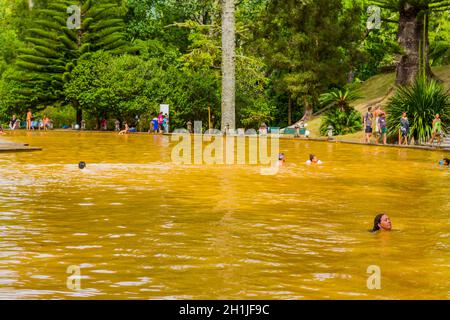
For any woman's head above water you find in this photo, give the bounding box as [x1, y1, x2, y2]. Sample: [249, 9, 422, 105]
[371, 213, 392, 232]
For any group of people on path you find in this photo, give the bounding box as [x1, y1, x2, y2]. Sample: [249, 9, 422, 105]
[363, 107, 444, 146]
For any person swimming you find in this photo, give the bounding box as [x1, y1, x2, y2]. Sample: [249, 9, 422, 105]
[78, 161, 86, 169]
[306, 154, 322, 165]
[278, 153, 285, 166]
[370, 213, 392, 232]
[439, 158, 450, 166]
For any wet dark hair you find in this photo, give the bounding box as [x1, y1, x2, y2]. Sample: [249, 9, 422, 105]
[78, 161, 86, 169]
[309, 154, 315, 161]
[371, 214, 385, 232]
[444, 158, 450, 166]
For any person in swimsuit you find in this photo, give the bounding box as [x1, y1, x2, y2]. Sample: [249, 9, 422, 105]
[42, 116, 50, 130]
[306, 154, 322, 165]
[26, 109, 32, 131]
[428, 114, 443, 145]
[399, 112, 409, 145]
[363, 107, 373, 144]
[118, 122, 129, 135]
[370, 213, 392, 232]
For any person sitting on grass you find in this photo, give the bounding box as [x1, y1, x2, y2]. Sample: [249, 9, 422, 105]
[9, 115, 18, 130]
[118, 122, 129, 135]
[439, 158, 449, 167]
[370, 213, 392, 232]
[306, 154, 322, 165]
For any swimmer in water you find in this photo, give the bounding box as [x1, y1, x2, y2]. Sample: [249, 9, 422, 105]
[278, 153, 285, 166]
[370, 213, 392, 232]
[439, 158, 449, 166]
[306, 154, 322, 165]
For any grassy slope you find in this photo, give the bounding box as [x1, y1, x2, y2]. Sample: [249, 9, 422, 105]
[307, 65, 450, 140]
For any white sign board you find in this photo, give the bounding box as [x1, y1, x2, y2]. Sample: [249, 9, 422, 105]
[160, 104, 169, 115]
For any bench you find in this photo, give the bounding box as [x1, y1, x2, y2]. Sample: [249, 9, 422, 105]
[284, 127, 306, 135]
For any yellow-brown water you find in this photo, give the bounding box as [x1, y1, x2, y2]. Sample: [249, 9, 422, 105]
[0, 131, 448, 299]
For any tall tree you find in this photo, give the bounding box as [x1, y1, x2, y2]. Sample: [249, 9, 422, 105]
[373, 0, 450, 84]
[256, 0, 363, 121]
[221, 0, 236, 131]
[14, 0, 129, 124]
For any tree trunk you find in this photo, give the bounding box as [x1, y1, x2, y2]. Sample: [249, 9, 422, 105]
[221, 0, 236, 131]
[396, 3, 432, 85]
[76, 108, 82, 126]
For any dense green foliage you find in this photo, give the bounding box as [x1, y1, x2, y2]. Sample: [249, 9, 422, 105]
[320, 107, 363, 136]
[0, 0, 449, 132]
[386, 77, 450, 142]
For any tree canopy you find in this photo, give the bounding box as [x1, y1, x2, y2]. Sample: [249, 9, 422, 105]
[0, 0, 449, 129]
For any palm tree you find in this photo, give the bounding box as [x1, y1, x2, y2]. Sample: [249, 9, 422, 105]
[318, 87, 362, 113]
[221, 0, 236, 131]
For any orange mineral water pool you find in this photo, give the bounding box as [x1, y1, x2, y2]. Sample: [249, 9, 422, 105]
[0, 131, 448, 299]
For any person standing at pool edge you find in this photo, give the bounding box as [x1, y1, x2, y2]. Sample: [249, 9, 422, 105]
[363, 107, 373, 144]
[377, 112, 388, 145]
[157, 112, 163, 133]
[371, 214, 392, 232]
[399, 112, 409, 145]
[26, 109, 32, 131]
[428, 114, 442, 145]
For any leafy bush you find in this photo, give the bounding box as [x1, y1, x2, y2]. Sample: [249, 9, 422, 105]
[320, 106, 363, 136]
[386, 77, 450, 143]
